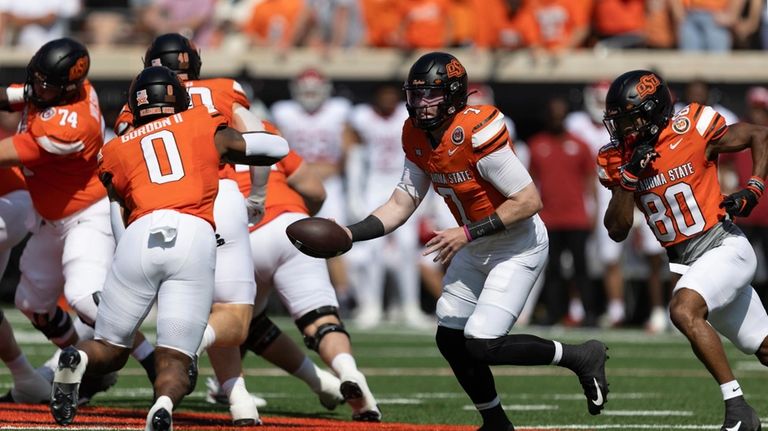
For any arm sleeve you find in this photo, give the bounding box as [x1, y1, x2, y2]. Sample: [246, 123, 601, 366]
[396, 157, 432, 205]
[476, 144, 533, 197]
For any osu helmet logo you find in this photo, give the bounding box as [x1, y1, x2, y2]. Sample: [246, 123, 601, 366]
[635, 74, 660, 98]
[446, 59, 466, 78]
[68, 56, 89, 81]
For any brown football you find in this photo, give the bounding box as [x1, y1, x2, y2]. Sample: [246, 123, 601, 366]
[286, 217, 352, 258]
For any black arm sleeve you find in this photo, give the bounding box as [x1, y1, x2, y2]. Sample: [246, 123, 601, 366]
[466, 212, 505, 240]
[347, 215, 385, 242]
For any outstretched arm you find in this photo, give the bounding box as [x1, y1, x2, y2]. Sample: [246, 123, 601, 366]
[214, 127, 288, 166]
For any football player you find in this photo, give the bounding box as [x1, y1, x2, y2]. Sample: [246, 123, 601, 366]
[318, 52, 609, 430]
[49, 66, 286, 431]
[236, 142, 380, 421]
[0, 38, 155, 387]
[599, 70, 768, 431]
[566, 81, 668, 331]
[114, 33, 270, 424]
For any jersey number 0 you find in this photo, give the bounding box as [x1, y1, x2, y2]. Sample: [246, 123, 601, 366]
[141, 130, 186, 184]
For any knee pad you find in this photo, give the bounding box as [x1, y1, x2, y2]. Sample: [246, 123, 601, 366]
[435, 326, 468, 362]
[295, 306, 349, 352]
[30, 306, 74, 341]
[243, 311, 282, 355]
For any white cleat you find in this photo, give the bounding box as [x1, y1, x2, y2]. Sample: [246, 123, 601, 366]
[340, 372, 381, 422]
[50, 347, 88, 426]
[315, 368, 344, 410]
[204, 377, 267, 408]
[11, 369, 51, 403]
[229, 398, 262, 426]
[646, 307, 670, 334]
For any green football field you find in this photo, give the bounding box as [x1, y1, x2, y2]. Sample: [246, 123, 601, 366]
[1, 307, 766, 430]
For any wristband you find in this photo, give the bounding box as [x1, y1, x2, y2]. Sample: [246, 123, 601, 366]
[465, 213, 505, 241]
[6, 87, 25, 105]
[347, 215, 385, 242]
[462, 225, 472, 242]
[619, 168, 638, 192]
[746, 176, 765, 198]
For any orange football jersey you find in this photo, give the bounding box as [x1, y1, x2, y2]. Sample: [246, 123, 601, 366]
[114, 78, 250, 181]
[0, 167, 26, 196]
[233, 121, 308, 231]
[99, 106, 224, 227]
[12, 80, 107, 220]
[600, 102, 728, 247]
[402, 104, 511, 225]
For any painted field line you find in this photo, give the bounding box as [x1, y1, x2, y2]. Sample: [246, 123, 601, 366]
[462, 404, 559, 411]
[517, 425, 720, 430]
[603, 410, 694, 416]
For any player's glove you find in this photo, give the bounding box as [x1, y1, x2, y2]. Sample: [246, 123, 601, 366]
[720, 176, 765, 218]
[619, 144, 659, 191]
[245, 195, 266, 227]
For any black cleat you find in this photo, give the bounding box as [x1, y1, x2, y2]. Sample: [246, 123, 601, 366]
[722, 397, 762, 431]
[50, 347, 85, 425]
[569, 340, 609, 415]
[150, 407, 172, 431]
[477, 424, 515, 431]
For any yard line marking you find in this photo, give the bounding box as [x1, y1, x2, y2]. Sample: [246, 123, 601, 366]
[463, 404, 559, 411]
[603, 410, 694, 416]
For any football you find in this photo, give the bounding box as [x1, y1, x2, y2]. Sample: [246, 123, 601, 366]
[286, 217, 352, 258]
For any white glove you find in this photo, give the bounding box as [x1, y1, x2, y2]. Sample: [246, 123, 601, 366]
[245, 195, 266, 228]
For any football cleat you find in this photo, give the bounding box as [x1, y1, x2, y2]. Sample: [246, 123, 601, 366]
[569, 340, 609, 415]
[2, 369, 51, 404]
[146, 407, 172, 431]
[229, 398, 262, 426]
[477, 423, 515, 431]
[50, 347, 86, 425]
[204, 377, 267, 408]
[316, 368, 345, 411]
[721, 397, 762, 431]
[340, 377, 381, 422]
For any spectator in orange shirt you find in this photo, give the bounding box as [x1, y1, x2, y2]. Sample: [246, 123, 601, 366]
[524, 0, 591, 55]
[495, 0, 538, 50]
[592, 0, 646, 49]
[449, 0, 506, 48]
[645, 0, 676, 49]
[359, 0, 401, 47]
[394, 0, 452, 49]
[242, 0, 305, 49]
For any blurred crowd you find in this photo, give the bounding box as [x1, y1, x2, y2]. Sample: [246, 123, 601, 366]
[1, 0, 768, 53]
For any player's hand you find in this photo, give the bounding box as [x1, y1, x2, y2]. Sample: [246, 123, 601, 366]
[720, 188, 760, 218]
[620, 144, 658, 190]
[423, 227, 468, 265]
[328, 218, 353, 241]
[245, 195, 266, 226]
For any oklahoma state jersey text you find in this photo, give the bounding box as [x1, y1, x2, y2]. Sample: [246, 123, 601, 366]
[12, 80, 106, 220]
[402, 104, 511, 225]
[99, 106, 224, 227]
[115, 78, 250, 180]
[598, 102, 728, 247]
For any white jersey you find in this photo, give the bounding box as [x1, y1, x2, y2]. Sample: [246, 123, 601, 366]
[271, 97, 352, 164]
[564, 111, 610, 156]
[350, 103, 409, 176]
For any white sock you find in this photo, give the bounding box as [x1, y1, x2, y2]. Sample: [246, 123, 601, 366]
[196, 325, 216, 357]
[721, 380, 743, 401]
[550, 341, 563, 365]
[291, 357, 322, 392]
[608, 300, 625, 323]
[222, 376, 249, 405]
[131, 340, 154, 362]
[330, 353, 358, 381]
[6, 354, 37, 380]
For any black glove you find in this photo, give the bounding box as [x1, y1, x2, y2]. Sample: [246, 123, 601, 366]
[620, 144, 659, 191]
[720, 189, 759, 218]
[720, 177, 764, 218]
